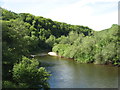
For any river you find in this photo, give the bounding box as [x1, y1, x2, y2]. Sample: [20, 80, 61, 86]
[35, 55, 118, 88]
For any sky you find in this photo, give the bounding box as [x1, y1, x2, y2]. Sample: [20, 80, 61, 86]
[0, 0, 119, 31]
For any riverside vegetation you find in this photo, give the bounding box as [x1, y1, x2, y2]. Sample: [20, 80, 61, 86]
[1, 7, 120, 88]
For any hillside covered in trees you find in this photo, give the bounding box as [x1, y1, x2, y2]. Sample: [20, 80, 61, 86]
[52, 24, 120, 65]
[1, 7, 120, 89]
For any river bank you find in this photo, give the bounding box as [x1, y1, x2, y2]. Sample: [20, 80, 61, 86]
[48, 52, 58, 56]
[47, 52, 119, 67]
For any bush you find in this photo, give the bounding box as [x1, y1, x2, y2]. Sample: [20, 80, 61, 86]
[13, 56, 51, 88]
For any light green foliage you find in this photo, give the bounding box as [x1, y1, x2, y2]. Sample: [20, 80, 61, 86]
[68, 31, 79, 44]
[46, 35, 56, 47]
[58, 36, 69, 44]
[13, 56, 50, 88]
[1, 7, 19, 20]
[52, 25, 120, 65]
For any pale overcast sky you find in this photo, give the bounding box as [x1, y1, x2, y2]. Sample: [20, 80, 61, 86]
[0, 0, 119, 31]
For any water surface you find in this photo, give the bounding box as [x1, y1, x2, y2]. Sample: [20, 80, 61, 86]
[36, 55, 118, 88]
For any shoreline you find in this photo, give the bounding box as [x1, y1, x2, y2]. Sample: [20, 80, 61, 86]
[47, 52, 119, 67]
[48, 52, 58, 56]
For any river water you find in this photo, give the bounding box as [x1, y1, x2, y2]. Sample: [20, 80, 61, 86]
[35, 55, 118, 88]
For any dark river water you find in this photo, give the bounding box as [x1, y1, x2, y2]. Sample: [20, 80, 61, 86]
[35, 55, 118, 88]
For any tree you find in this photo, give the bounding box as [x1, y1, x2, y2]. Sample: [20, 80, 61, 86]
[45, 35, 56, 47]
[13, 56, 51, 88]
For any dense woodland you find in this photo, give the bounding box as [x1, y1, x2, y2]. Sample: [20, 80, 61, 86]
[1, 7, 120, 88]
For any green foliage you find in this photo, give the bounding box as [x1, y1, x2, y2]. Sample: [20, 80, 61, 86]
[13, 56, 50, 88]
[3, 81, 29, 88]
[1, 7, 19, 20]
[52, 25, 120, 65]
[2, 7, 119, 89]
[2, 81, 18, 88]
[52, 44, 71, 57]
[2, 20, 30, 65]
[46, 35, 56, 47]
